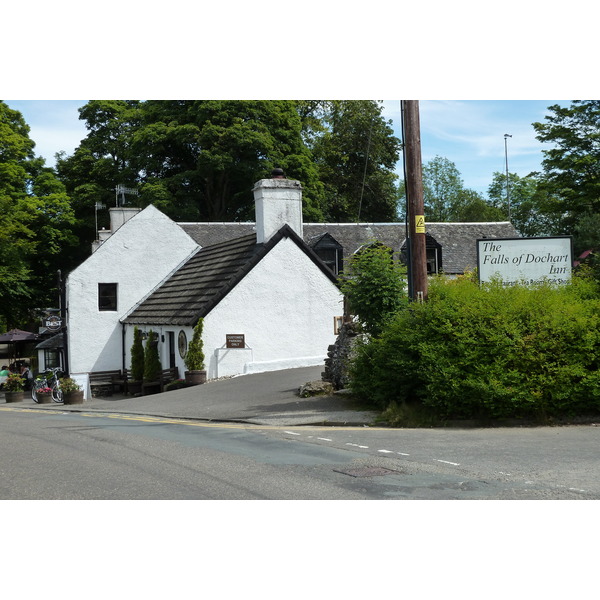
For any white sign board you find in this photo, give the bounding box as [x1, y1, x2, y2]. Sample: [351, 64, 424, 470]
[477, 237, 572, 286]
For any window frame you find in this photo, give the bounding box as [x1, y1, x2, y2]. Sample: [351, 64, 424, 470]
[98, 282, 118, 311]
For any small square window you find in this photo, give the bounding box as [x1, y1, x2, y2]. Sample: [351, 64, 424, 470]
[98, 283, 118, 311]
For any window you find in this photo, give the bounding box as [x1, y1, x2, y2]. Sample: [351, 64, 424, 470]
[98, 283, 118, 311]
[401, 234, 443, 274]
[44, 349, 60, 369]
[310, 233, 344, 275]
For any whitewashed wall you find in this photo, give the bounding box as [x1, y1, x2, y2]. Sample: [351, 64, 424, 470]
[203, 236, 344, 378]
[66, 205, 198, 396]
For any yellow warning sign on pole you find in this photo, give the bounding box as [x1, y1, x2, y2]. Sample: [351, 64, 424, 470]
[416, 215, 425, 233]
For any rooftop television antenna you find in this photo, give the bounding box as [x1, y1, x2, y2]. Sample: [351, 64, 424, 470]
[115, 184, 139, 207]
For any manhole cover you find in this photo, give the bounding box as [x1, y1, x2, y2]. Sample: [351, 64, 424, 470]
[333, 466, 399, 478]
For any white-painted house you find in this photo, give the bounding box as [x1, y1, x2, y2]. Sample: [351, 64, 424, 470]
[66, 177, 344, 398]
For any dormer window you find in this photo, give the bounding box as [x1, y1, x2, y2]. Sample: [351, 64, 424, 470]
[309, 233, 344, 275]
[401, 233, 443, 274]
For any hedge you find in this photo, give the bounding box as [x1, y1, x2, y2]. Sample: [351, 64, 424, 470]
[348, 273, 600, 421]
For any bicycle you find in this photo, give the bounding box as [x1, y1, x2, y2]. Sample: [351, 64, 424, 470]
[32, 367, 64, 403]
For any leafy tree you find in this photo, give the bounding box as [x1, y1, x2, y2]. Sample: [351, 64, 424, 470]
[143, 330, 161, 382]
[0, 102, 77, 326]
[422, 155, 464, 221]
[399, 156, 502, 222]
[57, 100, 326, 257]
[339, 243, 407, 336]
[308, 101, 401, 222]
[487, 172, 558, 236]
[185, 318, 205, 371]
[130, 326, 145, 382]
[532, 100, 600, 251]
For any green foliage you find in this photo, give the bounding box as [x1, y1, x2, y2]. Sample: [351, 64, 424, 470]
[349, 275, 600, 422]
[4, 372, 25, 391]
[143, 330, 162, 382]
[339, 243, 408, 336]
[130, 326, 145, 381]
[399, 155, 503, 222]
[533, 100, 600, 251]
[0, 102, 77, 325]
[307, 100, 401, 222]
[60, 377, 82, 393]
[185, 319, 205, 371]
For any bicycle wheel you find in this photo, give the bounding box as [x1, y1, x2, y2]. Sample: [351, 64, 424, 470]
[52, 383, 63, 403]
[31, 379, 46, 403]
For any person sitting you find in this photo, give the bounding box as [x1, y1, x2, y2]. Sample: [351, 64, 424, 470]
[20, 363, 33, 390]
[0, 365, 9, 388]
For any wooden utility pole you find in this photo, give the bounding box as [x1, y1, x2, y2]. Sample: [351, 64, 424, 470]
[402, 100, 428, 302]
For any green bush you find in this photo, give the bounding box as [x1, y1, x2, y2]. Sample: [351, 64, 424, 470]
[185, 318, 205, 371]
[143, 330, 162, 382]
[349, 274, 600, 421]
[339, 243, 408, 335]
[130, 326, 145, 381]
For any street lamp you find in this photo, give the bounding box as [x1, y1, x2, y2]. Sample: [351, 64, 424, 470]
[504, 134, 512, 220]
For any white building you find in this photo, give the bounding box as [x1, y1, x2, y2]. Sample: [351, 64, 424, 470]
[65, 176, 344, 398]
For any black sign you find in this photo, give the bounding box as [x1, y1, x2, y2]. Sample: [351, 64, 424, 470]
[226, 334, 245, 349]
[44, 315, 63, 332]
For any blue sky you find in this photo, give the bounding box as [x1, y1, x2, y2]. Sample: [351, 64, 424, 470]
[5, 99, 571, 198]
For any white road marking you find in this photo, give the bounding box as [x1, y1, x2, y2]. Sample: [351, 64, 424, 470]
[284, 431, 300, 435]
[436, 459, 460, 466]
[397, 452, 410, 456]
[318, 437, 332, 442]
[378, 449, 394, 454]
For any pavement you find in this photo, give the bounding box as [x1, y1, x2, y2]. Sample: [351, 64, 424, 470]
[1, 366, 379, 427]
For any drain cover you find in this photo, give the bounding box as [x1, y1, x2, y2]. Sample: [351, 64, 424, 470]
[333, 466, 399, 478]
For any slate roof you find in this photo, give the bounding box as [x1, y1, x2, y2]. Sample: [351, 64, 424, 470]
[179, 221, 519, 275]
[122, 224, 338, 327]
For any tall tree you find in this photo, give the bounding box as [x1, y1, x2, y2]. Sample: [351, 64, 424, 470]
[56, 100, 326, 255]
[487, 171, 559, 237]
[0, 102, 77, 327]
[421, 155, 464, 221]
[532, 100, 600, 252]
[308, 101, 401, 222]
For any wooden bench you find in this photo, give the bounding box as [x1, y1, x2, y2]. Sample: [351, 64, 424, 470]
[89, 369, 127, 396]
[141, 367, 180, 395]
[159, 367, 179, 391]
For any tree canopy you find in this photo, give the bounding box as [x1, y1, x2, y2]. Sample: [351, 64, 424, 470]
[533, 100, 600, 253]
[0, 101, 76, 328]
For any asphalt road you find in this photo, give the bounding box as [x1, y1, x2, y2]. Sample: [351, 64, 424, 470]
[2, 406, 598, 499]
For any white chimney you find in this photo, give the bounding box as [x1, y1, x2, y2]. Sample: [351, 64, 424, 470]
[253, 170, 303, 244]
[109, 206, 142, 232]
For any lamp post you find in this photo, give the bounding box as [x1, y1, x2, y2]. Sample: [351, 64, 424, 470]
[504, 134, 512, 220]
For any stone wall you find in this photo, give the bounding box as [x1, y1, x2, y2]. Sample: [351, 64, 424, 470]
[322, 322, 360, 390]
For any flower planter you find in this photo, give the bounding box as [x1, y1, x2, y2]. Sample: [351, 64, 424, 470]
[185, 370, 207, 385]
[128, 380, 142, 396]
[63, 391, 84, 405]
[5, 391, 24, 403]
[36, 392, 53, 404]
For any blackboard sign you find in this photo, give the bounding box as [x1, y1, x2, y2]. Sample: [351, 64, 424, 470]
[226, 334, 245, 349]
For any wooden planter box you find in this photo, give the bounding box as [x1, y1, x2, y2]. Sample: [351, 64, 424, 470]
[185, 370, 207, 385]
[5, 391, 24, 403]
[36, 393, 53, 404]
[63, 391, 84, 405]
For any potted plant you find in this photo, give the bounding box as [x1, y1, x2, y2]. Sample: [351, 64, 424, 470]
[185, 318, 207, 385]
[35, 385, 54, 404]
[143, 330, 162, 395]
[4, 372, 25, 403]
[61, 377, 84, 405]
[128, 326, 145, 396]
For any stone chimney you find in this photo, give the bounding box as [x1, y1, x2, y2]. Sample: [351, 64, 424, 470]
[253, 168, 303, 244]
